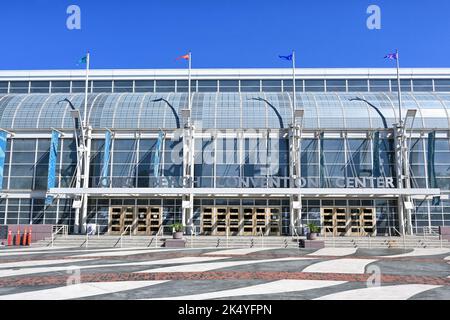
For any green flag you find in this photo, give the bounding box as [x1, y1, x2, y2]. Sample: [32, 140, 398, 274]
[78, 56, 87, 64]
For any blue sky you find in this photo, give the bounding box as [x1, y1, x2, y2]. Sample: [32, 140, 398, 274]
[0, 0, 449, 70]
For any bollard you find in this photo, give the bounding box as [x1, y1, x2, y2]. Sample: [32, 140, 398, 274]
[15, 228, 21, 246]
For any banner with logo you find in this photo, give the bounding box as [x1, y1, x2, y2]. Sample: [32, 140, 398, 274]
[154, 131, 164, 178]
[373, 131, 381, 177]
[45, 130, 60, 205]
[0, 131, 7, 190]
[99, 131, 112, 187]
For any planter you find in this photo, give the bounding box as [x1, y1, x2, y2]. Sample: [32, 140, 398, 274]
[173, 231, 183, 239]
[307, 232, 318, 241]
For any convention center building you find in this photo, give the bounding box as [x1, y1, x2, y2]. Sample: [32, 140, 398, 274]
[0, 68, 449, 237]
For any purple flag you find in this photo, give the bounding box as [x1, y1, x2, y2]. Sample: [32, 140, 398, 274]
[384, 53, 398, 60]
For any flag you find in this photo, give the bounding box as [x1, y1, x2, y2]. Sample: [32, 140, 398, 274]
[279, 54, 293, 61]
[79, 56, 87, 64]
[384, 53, 398, 60]
[176, 54, 190, 60]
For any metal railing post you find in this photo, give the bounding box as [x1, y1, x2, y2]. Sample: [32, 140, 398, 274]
[226, 228, 229, 248]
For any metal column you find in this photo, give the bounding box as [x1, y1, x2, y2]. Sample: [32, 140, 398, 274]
[289, 123, 302, 235]
[182, 119, 195, 232]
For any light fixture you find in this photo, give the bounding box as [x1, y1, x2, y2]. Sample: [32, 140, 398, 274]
[294, 109, 304, 119]
[406, 109, 417, 119]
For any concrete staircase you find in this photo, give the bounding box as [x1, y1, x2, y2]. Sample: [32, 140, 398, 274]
[32, 235, 298, 249]
[321, 236, 450, 249]
[32, 235, 450, 249]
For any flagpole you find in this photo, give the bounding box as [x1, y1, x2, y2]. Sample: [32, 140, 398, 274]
[292, 50, 296, 120]
[84, 51, 90, 127]
[395, 49, 402, 124]
[188, 51, 192, 112]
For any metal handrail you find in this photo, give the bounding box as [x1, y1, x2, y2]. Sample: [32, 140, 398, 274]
[422, 226, 442, 248]
[319, 225, 335, 247]
[190, 225, 199, 248]
[51, 225, 68, 247]
[155, 225, 174, 248]
[226, 228, 229, 248]
[257, 227, 264, 248]
[119, 225, 133, 248]
[85, 226, 101, 248]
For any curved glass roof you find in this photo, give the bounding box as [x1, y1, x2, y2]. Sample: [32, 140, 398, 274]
[0, 92, 449, 130]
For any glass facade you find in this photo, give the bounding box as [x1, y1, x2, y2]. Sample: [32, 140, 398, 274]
[0, 73, 449, 235]
[0, 78, 449, 94]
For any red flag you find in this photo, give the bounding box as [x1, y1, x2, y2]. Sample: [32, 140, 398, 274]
[176, 54, 190, 60]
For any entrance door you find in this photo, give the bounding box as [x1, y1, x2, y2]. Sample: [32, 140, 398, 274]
[268, 208, 281, 236]
[361, 208, 376, 236]
[335, 208, 348, 236]
[321, 207, 348, 236]
[201, 207, 213, 235]
[136, 207, 150, 235]
[148, 207, 162, 235]
[228, 207, 240, 236]
[242, 208, 255, 235]
[322, 207, 376, 237]
[109, 207, 123, 234]
[215, 207, 228, 235]
[255, 208, 267, 235]
[108, 206, 135, 235]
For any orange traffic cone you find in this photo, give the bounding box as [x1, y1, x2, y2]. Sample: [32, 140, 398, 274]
[7, 230, 12, 246]
[22, 228, 28, 246]
[15, 228, 20, 246]
[27, 226, 32, 246]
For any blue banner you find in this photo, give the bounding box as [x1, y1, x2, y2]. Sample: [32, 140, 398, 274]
[373, 132, 381, 177]
[99, 131, 112, 187]
[319, 132, 326, 188]
[45, 130, 60, 205]
[427, 131, 440, 205]
[154, 131, 164, 178]
[0, 131, 7, 190]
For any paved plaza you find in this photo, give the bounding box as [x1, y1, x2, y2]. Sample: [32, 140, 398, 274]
[0, 246, 449, 300]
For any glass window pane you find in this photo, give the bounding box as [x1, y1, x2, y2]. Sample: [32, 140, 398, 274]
[30, 81, 50, 93]
[369, 79, 390, 92]
[305, 80, 324, 92]
[176, 80, 196, 93]
[326, 80, 346, 92]
[435, 79, 450, 92]
[113, 80, 133, 93]
[92, 81, 112, 93]
[9, 81, 29, 94]
[135, 80, 154, 93]
[262, 80, 282, 92]
[348, 79, 368, 92]
[0, 82, 8, 93]
[155, 80, 175, 92]
[51, 81, 71, 93]
[283, 79, 303, 92]
[219, 80, 239, 92]
[72, 81, 89, 93]
[241, 80, 260, 92]
[391, 79, 412, 92]
[198, 80, 217, 92]
[413, 79, 433, 92]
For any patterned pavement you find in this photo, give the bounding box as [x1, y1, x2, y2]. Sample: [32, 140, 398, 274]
[0, 246, 449, 300]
